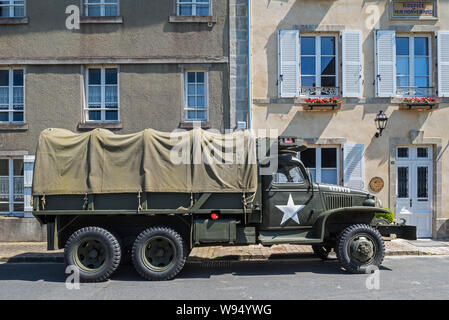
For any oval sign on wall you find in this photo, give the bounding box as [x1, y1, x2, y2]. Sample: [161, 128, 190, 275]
[369, 177, 384, 193]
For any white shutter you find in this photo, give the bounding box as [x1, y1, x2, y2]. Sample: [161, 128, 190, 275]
[375, 30, 396, 97]
[342, 30, 362, 98]
[343, 144, 365, 190]
[23, 155, 35, 216]
[278, 30, 299, 98]
[438, 31, 449, 97]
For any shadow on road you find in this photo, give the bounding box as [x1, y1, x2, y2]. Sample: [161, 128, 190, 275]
[0, 257, 392, 283]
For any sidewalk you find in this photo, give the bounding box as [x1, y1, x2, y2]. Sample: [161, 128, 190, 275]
[1, 239, 448, 263]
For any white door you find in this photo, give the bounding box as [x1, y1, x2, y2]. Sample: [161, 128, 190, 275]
[395, 147, 433, 238]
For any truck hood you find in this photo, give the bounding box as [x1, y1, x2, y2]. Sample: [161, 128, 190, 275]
[316, 183, 370, 197]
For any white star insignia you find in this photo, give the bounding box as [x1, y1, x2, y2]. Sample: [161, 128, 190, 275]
[275, 194, 305, 225]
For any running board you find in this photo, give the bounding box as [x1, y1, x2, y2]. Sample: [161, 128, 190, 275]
[258, 229, 322, 245]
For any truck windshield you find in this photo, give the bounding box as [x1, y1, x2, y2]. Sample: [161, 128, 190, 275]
[274, 165, 304, 183]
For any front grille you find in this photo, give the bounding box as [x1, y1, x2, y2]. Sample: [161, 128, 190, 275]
[324, 194, 353, 210]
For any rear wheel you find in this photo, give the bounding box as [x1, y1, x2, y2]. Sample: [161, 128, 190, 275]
[336, 224, 385, 274]
[132, 226, 187, 281]
[64, 227, 121, 282]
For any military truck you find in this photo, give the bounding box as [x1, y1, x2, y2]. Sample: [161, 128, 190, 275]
[32, 128, 416, 282]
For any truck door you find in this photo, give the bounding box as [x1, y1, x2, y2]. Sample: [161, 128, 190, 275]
[260, 160, 317, 230]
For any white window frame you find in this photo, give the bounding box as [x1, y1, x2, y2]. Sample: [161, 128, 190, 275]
[84, 0, 119, 17]
[0, 158, 24, 216]
[84, 66, 120, 123]
[395, 35, 432, 97]
[300, 34, 339, 97]
[183, 69, 209, 122]
[300, 146, 341, 184]
[0, 67, 25, 124]
[0, 0, 25, 18]
[176, 0, 211, 16]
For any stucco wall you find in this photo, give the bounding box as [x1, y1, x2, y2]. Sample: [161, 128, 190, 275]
[250, 0, 449, 238]
[0, 63, 229, 151]
[0, 0, 229, 59]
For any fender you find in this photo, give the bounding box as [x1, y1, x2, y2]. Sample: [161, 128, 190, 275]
[314, 206, 390, 241]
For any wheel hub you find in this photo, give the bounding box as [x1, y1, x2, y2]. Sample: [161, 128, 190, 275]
[142, 237, 175, 272]
[350, 236, 374, 263]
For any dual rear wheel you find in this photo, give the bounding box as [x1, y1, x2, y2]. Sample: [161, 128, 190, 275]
[64, 226, 187, 282]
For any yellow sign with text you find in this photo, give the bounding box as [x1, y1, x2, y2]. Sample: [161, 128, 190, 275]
[392, 1, 435, 18]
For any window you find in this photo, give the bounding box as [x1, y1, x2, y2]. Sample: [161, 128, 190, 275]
[84, 0, 118, 17]
[184, 70, 207, 122]
[0, 0, 25, 18]
[177, 0, 210, 16]
[396, 36, 431, 96]
[0, 68, 24, 123]
[85, 67, 119, 122]
[0, 158, 23, 215]
[300, 35, 338, 96]
[274, 166, 304, 184]
[300, 147, 339, 184]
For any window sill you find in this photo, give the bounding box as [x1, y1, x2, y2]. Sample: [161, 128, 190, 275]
[78, 122, 123, 130]
[179, 121, 210, 129]
[0, 123, 28, 131]
[169, 15, 217, 24]
[0, 17, 29, 25]
[80, 16, 123, 24]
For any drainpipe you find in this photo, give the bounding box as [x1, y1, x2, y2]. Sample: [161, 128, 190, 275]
[247, 0, 251, 129]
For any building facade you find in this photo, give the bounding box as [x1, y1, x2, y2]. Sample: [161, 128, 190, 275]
[251, 0, 448, 238]
[0, 0, 250, 236]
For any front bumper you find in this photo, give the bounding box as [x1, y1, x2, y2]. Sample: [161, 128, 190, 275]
[376, 224, 417, 240]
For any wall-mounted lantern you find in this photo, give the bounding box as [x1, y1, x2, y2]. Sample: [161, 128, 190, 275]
[374, 111, 388, 138]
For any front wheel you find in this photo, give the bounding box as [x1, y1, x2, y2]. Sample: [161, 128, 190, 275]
[336, 224, 385, 274]
[132, 226, 187, 281]
[64, 227, 122, 282]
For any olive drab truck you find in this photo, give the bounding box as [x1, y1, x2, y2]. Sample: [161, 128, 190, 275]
[31, 128, 416, 282]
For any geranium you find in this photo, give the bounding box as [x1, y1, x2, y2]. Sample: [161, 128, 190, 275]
[403, 97, 438, 104]
[305, 96, 342, 104]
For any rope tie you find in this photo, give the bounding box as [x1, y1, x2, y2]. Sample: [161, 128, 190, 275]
[137, 189, 143, 211]
[83, 193, 88, 210]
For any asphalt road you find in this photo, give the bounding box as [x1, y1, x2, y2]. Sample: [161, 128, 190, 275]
[0, 256, 448, 300]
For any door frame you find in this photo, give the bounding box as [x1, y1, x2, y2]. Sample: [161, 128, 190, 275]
[389, 135, 443, 239]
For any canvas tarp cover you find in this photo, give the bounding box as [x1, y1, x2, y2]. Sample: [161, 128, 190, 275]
[32, 128, 258, 195]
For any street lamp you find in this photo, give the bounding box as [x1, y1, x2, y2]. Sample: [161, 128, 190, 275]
[374, 111, 388, 138]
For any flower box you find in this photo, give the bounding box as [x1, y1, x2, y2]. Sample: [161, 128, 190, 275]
[302, 97, 342, 111]
[399, 97, 438, 111]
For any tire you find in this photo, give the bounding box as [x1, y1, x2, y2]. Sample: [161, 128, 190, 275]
[312, 244, 333, 260]
[336, 224, 385, 274]
[64, 227, 121, 283]
[132, 226, 187, 281]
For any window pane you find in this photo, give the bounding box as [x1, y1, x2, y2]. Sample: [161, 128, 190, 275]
[301, 76, 316, 87]
[417, 147, 428, 158]
[105, 69, 117, 85]
[196, 72, 205, 83]
[397, 57, 409, 76]
[13, 177, 23, 195]
[301, 37, 315, 55]
[417, 167, 428, 198]
[13, 159, 23, 176]
[13, 203, 24, 212]
[396, 37, 409, 55]
[88, 86, 101, 103]
[13, 70, 23, 86]
[0, 113, 8, 122]
[196, 5, 209, 15]
[321, 169, 337, 185]
[414, 77, 429, 88]
[196, 84, 205, 95]
[187, 72, 195, 83]
[301, 57, 316, 75]
[397, 147, 409, 158]
[13, 112, 23, 122]
[414, 57, 429, 76]
[0, 159, 8, 176]
[300, 148, 316, 168]
[88, 69, 101, 85]
[87, 4, 101, 16]
[0, 177, 8, 197]
[321, 76, 336, 87]
[321, 37, 335, 55]
[188, 96, 196, 107]
[105, 86, 117, 103]
[0, 87, 9, 104]
[188, 84, 196, 95]
[0, 203, 9, 212]
[397, 167, 409, 198]
[13, 87, 23, 104]
[104, 1, 118, 16]
[321, 57, 335, 76]
[179, 5, 192, 16]
[88, 111, 101, 121]
[197, 96, 205, 108]
[414, 38, 428, 56]
[105, 111, 118, 121]
[321, 148, 337, 168]
[397, 76, 409, 87]
[0, 70, 9, 86]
